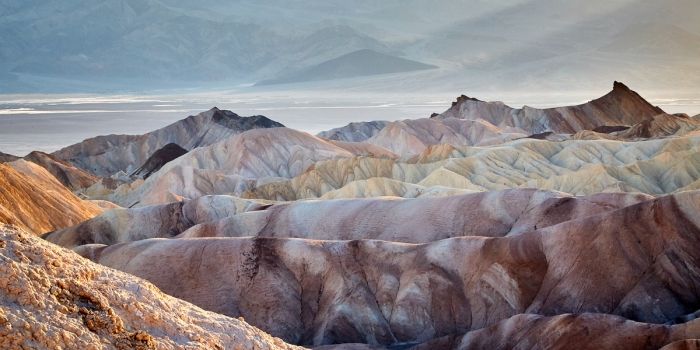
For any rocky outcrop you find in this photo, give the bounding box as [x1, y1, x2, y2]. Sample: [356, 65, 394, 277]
[78, 191, 700, 346]
[0, 224, 300, 350]
[129, 143, 188, 179]
[53, 108, 284, 176]
[24, 151, 99, 190]
[0, 161, 102, 234]
[433, 82, 665, 134]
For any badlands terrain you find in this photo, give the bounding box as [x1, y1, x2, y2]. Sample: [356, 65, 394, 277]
[2, 82, 700, 349]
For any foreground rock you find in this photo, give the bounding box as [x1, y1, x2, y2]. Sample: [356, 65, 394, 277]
[53, 107, 284, 176]
[77, 191, 700, 346]
[0, 161, 102, 234]
[0, 225, 299, 350]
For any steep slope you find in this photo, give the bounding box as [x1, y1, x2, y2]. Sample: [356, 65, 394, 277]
[52, 108, 284, 176]
[23, 150, 99, 190]
[0, 224, 299, 350]
[129, 143, 188, 179]
[257, 49, 436, 85]
[110, 127, 355, 207]
[0, 161, 102, 234]
[78, 191, 700, 346]
[433, 82, 665, 134]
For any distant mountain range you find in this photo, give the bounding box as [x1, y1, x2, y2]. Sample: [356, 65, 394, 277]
[1, 0, 699, 92]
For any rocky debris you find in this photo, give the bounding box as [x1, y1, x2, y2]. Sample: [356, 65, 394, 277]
[0, 224, 300, 350]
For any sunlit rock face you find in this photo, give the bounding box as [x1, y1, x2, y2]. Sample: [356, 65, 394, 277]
[0, 224, 300, 350]
[7, 82, 700, 349]
[0, 160, 102, 234]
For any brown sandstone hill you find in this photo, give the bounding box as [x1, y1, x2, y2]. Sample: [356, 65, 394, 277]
[0, 161, 102, 234]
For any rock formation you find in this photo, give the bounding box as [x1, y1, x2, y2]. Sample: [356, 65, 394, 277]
[433, 81, 665, 134]
[129, 143, 188, 179]
[76, 191, 700, 346]
[0, 161, 102, 234]
[53, 108, 284, 176]
[0, 224, 300, 350]
[24, 151, 99, 190]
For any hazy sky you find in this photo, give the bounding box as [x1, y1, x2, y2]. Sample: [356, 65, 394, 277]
[1, 0, 699, 93]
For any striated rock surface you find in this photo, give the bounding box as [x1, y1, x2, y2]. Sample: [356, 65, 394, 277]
[79, 191, 700, 346]
[0, 224, 300, 350]
[244, 135, 700, 200]
[364, 118, 526, 156]
[433, 82, 665, 134]
[110, 127, 355, 207]
[0, 161, 102, 234]
[179, 190, 650, 243]
[53, 108, 284, 176]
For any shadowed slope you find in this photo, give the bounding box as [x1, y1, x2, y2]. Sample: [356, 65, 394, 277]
[24, 150, 99, 190]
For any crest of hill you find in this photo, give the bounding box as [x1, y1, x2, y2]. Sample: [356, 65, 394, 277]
[52, 107, 284, 176]
[434, 81, 664, 134]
